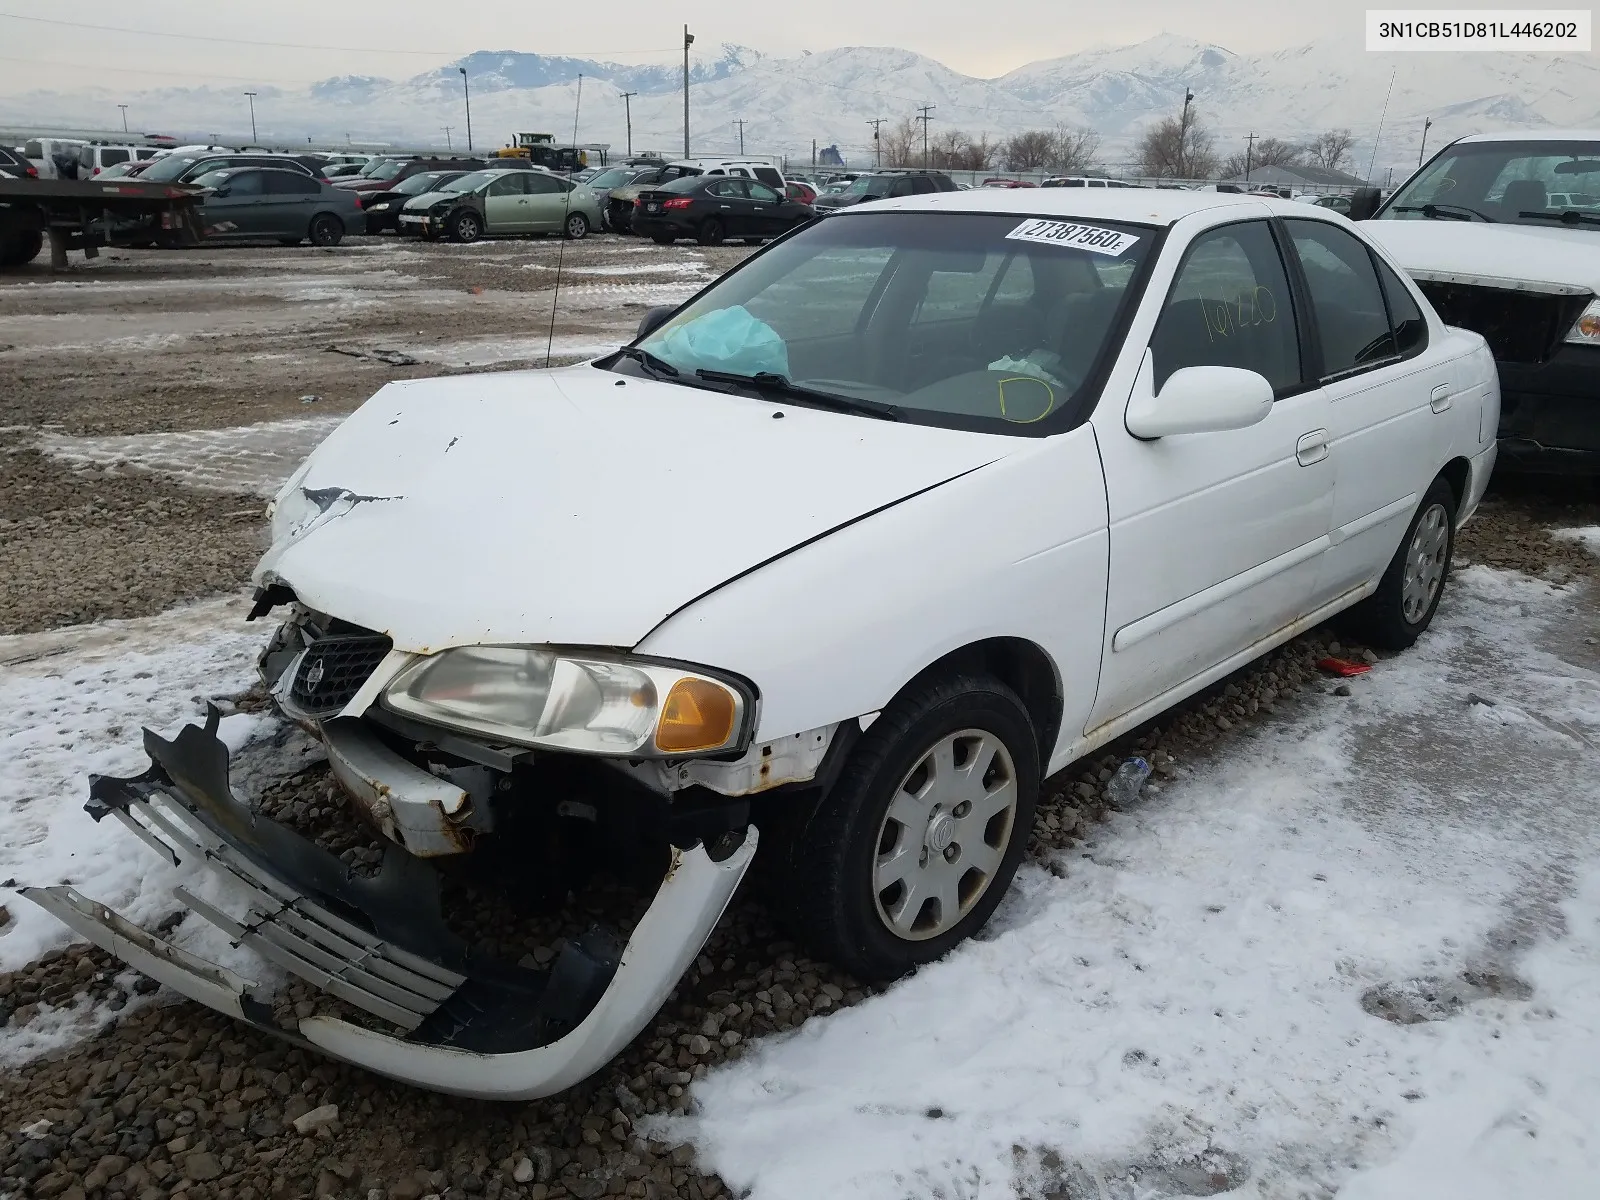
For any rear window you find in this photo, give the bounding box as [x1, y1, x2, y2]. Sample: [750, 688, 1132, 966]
[753, 167, 783, 188]
[101, 149, 130, 167]
[24, 140, 41, 158]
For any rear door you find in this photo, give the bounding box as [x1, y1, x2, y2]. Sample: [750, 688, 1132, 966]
[263, 170, 323, 238]
[525, 173, 571, 232]
[1279, 217, 1466, 602]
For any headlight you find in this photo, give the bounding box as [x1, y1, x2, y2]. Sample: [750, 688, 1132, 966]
[382, 647, 750, 757]
[1566, 299, 1600, 346]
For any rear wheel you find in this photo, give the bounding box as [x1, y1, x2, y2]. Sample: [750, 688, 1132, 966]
[0, 229, 43, 268]
[451, 211, 482, 243]
[564, 212, 589, 240]
[1342, 477, 1457, 650]
[651, 234, 675, 245]
[277, 238, 302, 247]
[696, 216, 725, 246]
[779, 673, 1039, 980]
[308, 214, 343, 247]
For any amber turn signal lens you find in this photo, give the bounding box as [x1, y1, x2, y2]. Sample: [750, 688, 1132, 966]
[654, 678, 737, 753]
[1578, 313, 1600, 340]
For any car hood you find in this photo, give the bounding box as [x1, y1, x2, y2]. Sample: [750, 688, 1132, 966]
[813, 194, 868, 209]
[257, 366, 1010, 652]
[401, 190, 467, 210]
[1363, 218, 1600, 295]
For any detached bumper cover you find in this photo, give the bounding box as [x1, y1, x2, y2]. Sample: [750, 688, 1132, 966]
[23, 707, 755, 1099]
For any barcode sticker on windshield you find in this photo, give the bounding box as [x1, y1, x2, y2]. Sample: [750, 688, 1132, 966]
[1005, 219, 1140, 256]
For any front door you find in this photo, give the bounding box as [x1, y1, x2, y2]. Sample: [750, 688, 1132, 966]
[1089, 218, 1335, 730]
[484, 174, 531, 233]
[201, 170, 268, 238]
[745, 180, 789, 236]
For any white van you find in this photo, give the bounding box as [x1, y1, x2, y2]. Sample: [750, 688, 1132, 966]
[668, 158, 785, 190]
[23, 137, 86, 180]
[77, 143, 165, 177]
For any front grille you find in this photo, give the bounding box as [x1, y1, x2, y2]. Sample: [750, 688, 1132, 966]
[289, 632, 393, 716]
[1415, 281, 1591, 365]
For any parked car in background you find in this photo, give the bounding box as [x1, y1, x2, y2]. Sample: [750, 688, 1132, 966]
[811, 169, 958, 212]
[669, 158, 787, 189]
[631, 175, 814, 245]
[1313, 195, 1352, 214]
[1357, 130, 1600, 473]
[580, 165, 656, 228]
[982, 178, 1038, 188]
[607, 163, 704, 231]
[337, 156, 487, 196]
[323, 163, 365, 179]
[76, 143, 165, 177]
[22, 137, 85, 179]
[784, 180, 818, 204]
[1041, 176, 1136, 189]
[360, 170, 473, 234]
[0, 148, 37, 179]
[141, 152, 317, 186]
[193, 167, 363, 247]
[397, 168, 601, 242]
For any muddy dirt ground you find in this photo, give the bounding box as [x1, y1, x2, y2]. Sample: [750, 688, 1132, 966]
[0, 235, 1596, 1200]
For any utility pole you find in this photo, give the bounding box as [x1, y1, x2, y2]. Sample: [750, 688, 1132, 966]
[1179, 88, 1195, 177]
[735, 119, 746, 155]
[117, 104, 128, 133]
[867, 117, 885, 167]
[915, 105, 936, 168]
[442, 126, 452, 151]
[1244, 132, 1258, 182]
[811, 139, 816, 168]
[458, 67, 473, 152]
[1418, 117, 1433, 167]
[620, 91, 637, 156]
[683, 26, 695, 158]
[243, 92, 258, 143]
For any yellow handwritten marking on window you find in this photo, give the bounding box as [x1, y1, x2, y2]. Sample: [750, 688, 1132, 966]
[1198, 285, 1277, 343]
[997, 376, 1057, 423]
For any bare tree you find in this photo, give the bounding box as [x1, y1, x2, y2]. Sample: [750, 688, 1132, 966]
[880, 117, 919, 167]
[1221, 136, 1303, 179]
[1136, 109, 1218, 180]
[1051, 125, 1101, 174]
[1304, 128, 1355, 172]
[1003, 130, 1057, 171]
[928, 129, 993, 171]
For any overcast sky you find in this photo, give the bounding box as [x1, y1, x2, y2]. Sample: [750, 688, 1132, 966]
[0, 1, 1361, 93]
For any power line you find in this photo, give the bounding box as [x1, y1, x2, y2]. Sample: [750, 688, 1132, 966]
[915, 104, 936, 167]
[0, 12, 675, 58]
[866, 117, 885, 167]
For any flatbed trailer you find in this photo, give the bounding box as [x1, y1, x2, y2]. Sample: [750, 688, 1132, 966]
[0, 176, 205, 269]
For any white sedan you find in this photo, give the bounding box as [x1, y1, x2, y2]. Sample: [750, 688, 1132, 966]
[30, 189, 1499, 1099]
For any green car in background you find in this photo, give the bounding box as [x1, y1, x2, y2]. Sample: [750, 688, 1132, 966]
[397, 168, 602, 243]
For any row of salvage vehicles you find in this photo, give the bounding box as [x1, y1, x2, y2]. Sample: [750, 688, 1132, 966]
[12, 129, 1600, 1100]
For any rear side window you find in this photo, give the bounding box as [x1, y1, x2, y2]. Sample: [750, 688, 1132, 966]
[911, 177, 938, 194]
[24, 140, 42, 157]
[526, 174, 564, 195]
[708, 179, 743, 198]
[1375, 258, 1428, 358]
[136, 149, 159, 160]
[1152, 221, 1301, 393]
[1283, 219, 1396, 377]
[102, 149, 130, 167]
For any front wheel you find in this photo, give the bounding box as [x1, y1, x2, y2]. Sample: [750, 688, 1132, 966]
[741, 237, 764, 246]
[451, 211, 482, 244]
[1342, 476, 1456, 650]
[651, 234, 675, 245]
[696, 216, 725, 246]
[564, 212, 589, 240]
[779, 674, 1039, 981]
[308, 214, 343, 247]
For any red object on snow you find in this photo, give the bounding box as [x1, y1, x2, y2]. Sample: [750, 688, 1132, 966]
[1316, 656, 1372, 677]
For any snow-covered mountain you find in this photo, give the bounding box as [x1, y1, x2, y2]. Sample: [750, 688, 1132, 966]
[3, 35, 1596, 178]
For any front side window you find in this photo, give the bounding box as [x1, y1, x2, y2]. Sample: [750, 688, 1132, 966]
[626, 211, 1155, 433]
[748, 182, 780, 203]
[1283, 219, 1396, 377]
[1382, 139, 1600, 228]
[708, 179, 744, 198]
[488, 174, 525, 196]
[1151, 221, 1300, 392]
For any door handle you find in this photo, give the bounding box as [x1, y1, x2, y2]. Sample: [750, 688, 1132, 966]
[720, 204, 731, 210]
[1295, 429, 1330, 466]
[1430, 384, 1453, 413]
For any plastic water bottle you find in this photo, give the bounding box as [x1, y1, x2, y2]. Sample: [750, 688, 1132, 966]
[1104, 757, 1153, 808]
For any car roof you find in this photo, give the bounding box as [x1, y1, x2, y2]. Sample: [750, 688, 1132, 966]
[847, 188, 1306, 226]
[1456, 130, 1600, 144]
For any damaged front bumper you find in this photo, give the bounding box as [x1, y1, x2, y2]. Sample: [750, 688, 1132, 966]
[23, 707, 755, 1100]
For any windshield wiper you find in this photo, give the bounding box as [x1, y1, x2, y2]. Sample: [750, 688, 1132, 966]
[1519, 209, 1600, 227]
[694, 369, 904, 421]
[616, 345, 679, 377]
[1391, 203, 1495, 223]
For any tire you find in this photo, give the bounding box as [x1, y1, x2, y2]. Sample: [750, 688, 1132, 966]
[651, 234, 675, 245]
[0, 229, 43, 268]
[451, 211, 482, 244]
[308, 214, 343, 247]
[780, 673, 1039, 981]
[696, 216, 725, 246]
[742, 237, 764, 246]
[564, 212, 589, 240]
[1342, 477, 1456, 650]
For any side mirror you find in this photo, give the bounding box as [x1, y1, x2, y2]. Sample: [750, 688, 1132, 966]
[635, 305, 676, 340]
[1347, 186, 1382, 221]
[1125, 366, 1273, 439]
[207, 185, 229, 197]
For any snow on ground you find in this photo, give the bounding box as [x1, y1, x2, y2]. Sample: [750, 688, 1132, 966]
[0, 599, 318, 1061]
[403, 332, 628, 368]
[36, 416, 346, 497]
[1555, 526, 1600, 559]
[555, 261, 712, 277]
[666, 566, 1600, 1200]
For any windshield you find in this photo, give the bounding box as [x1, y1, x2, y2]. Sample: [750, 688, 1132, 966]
[441, 171, 495, 192]
[1382, 139, 1600, 227]
[847, 176, 886, 195]
[588, 168, 630, 188]
[626, 211, 1153, 433]
[393, 171, 453, 195]
[365, 159, 409, 181]
[358, 158, 396, 177]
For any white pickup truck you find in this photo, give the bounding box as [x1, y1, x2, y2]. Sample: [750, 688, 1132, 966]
[1356, 131, 1600, 474]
